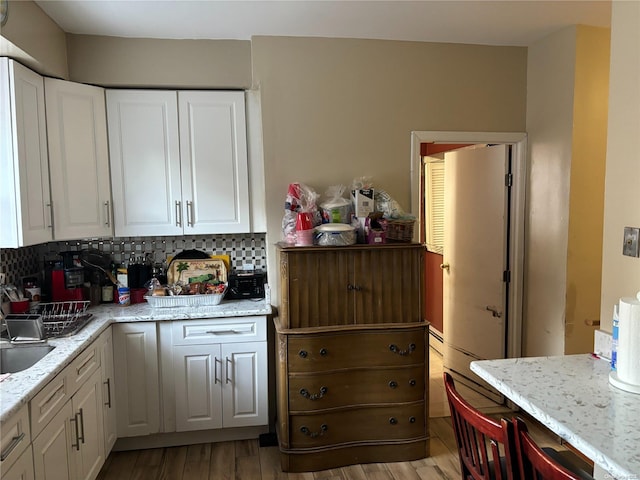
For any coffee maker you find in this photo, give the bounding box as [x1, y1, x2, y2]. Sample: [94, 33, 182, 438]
[45, 252, 85, 302]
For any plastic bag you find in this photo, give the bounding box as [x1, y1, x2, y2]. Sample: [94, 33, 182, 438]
[320, 185, 353, 224]
[375, 189, 406, 219]
[282, 183, 321, 243]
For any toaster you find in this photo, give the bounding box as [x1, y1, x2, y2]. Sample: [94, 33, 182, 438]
[226, 270, 266, 299]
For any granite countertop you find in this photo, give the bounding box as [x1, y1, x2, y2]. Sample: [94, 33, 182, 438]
[0, 290, 272, 424]
[471, 354, 640, 480]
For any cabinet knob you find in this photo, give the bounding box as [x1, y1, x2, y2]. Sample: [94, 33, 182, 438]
[409, 379, 416, 386]
[389, 343, 416, 356]
[388, 380, 398, 389]
[319, 348, 328, 356]
[389, 417, 398, 425]
[409, 416, 416, 423]
[299, 350, 308, 358]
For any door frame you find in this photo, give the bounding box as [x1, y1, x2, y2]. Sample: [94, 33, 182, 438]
[410, 131, 527, 360]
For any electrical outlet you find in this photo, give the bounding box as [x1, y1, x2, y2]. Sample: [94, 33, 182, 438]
[623, 226, 640, 257]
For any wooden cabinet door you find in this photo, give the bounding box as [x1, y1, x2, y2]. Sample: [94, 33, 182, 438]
[0, 59, 52, 248]
[221, 342, 268, 428]
[173, 344, 223, 432]
[45, 78, 112, 240]
[98, 328, 117, 455]
[178, 91, 250, 234]
[71, 370, 105, 480]
[32, 402, 75, 480]
[353, 246, 424, 324]
[106, 90, 182, 237]
[280, 248, 354, 328]
[113, 322, 160, 437]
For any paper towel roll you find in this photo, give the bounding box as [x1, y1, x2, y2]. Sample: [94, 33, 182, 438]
[617, 297, 640, 386]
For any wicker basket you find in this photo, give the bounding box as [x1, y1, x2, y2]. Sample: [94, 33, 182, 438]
[383, 218, 415, 242]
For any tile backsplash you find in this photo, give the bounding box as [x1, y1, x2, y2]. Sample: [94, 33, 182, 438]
[1, 233, 266, 288]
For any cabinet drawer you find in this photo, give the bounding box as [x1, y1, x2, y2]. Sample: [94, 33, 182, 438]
[288, 365, 424, 412]
[0, 404, 31, 471]
[289, 403, 425, 448]
[30, 368, 72, 440]
[288, 329, 425, 372]
[70, 342, 100, 389]
[172, 316, 266, 345]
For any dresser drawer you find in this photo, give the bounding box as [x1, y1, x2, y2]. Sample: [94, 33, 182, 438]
[289, 403, 425, 448]
[288, 329, 425, 372]
[172, 316, 267, 345]
[289, 365, 424, 411]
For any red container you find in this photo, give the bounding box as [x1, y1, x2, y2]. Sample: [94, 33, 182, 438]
[10, 300, 30, 314]
[130, 288, 147, 304]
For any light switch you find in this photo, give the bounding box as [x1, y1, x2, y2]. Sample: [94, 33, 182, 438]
[623, 227, 640, 257]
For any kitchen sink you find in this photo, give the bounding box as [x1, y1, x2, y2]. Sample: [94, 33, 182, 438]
[0, 344, 56, 374]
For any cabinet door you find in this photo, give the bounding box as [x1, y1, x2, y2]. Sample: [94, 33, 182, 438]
[106, 90, 182, 236]
[0, 58, 52, 248]
[45, 78, 112, 240]
[32, 401, 75, 480]
[173, 344, 223, 432]
[98, 328, 117, 455]
[221, 342, 268, 428]
[1, 446, 34, 480]
[113, 322, 160, 437]
[71, 370, 105, 480]
[178, 91, 250, 234]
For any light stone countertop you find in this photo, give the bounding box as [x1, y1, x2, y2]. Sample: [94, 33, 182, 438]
[0, 291, 272, 424]
[471, 355, 640, 480]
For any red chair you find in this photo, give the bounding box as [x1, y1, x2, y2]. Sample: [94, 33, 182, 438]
[444, 372, 517, 480]
[512, 417, 594, 480]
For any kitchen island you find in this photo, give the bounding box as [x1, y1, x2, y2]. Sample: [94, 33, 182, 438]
[471, 355, 640, 480]
[0, 291, 272, 423]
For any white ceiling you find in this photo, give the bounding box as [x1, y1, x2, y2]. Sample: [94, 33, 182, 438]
[35, 0, 611, 47]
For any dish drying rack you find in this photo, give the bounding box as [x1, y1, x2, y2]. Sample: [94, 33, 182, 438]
[36, 300, 92, 338]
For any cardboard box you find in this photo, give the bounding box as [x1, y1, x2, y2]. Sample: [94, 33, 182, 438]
[351, 188, 375, 218]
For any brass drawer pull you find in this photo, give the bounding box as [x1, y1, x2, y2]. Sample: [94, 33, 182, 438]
[299, 386, 328, 400]
[409, 379, 416, 386]
[389, 343, 416, 356]
[389, 417, 398, 425]
[389, 381, 398, 389]
[298, 350, 308, 358]
[300, 424, 328, 438]
[409, 416, 416, 423]
[319, 348, 327, 356]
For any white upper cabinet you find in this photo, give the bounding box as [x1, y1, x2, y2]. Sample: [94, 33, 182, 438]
[45, 78, 113, 240]
[106, 89, 250, 237]
[0, 58, 52, 248]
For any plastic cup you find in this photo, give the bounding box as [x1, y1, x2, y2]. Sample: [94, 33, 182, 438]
[295, 229, 315, 246]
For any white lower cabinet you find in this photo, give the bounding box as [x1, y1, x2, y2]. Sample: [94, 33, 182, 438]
[1, 445, 34, 480]
[98, 328, 117, 454]
[172, 341, 267, 432]
[32, 368, 104, 480]
[112, 322, 160, 438]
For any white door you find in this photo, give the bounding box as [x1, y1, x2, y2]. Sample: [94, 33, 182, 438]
[221, 342, 268, 428]
[32, 402, 75, 480]
[443, 145, 509, 400]
[106, 90, 182, 236]
[113, 323, 160, 437]
[99, 329, 117, 455]
[178, 91, 250, 234]
[72, 370, 105, 480]
[45, 78, 112, 240]
[173, 344, 223, 432]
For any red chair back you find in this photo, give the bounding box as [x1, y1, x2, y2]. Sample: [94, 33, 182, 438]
[513, 417, 584, 480]
[444, 372, 517, 480]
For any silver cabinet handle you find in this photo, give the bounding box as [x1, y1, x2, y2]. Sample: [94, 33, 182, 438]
[225, 357, 232, 384]
[205, 329, 243, 335]
[0, 432, 25, 461]
[46, 202, 54, 229]
[214, 357, 221, 384]
[71, 413, 81, 451]
[186, 200, 194, 227]
[104, 201, 111, 226]
[104, 378, 112, 408]
[175, 200, 182, 227]
[77, 408, 85, 444]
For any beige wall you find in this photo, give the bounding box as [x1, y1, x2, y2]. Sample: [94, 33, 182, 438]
[0, 0, 67, 78]
[66, 35, 251, 88]
[524, 26, 610, 356]
[565, 26, 610, 354]
[251, 36, 527, 298]
[600, 1, 640, 331]
[524, 27, 577, 357]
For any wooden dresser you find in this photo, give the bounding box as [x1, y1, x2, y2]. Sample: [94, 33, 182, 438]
[275, 243, 429, 472]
